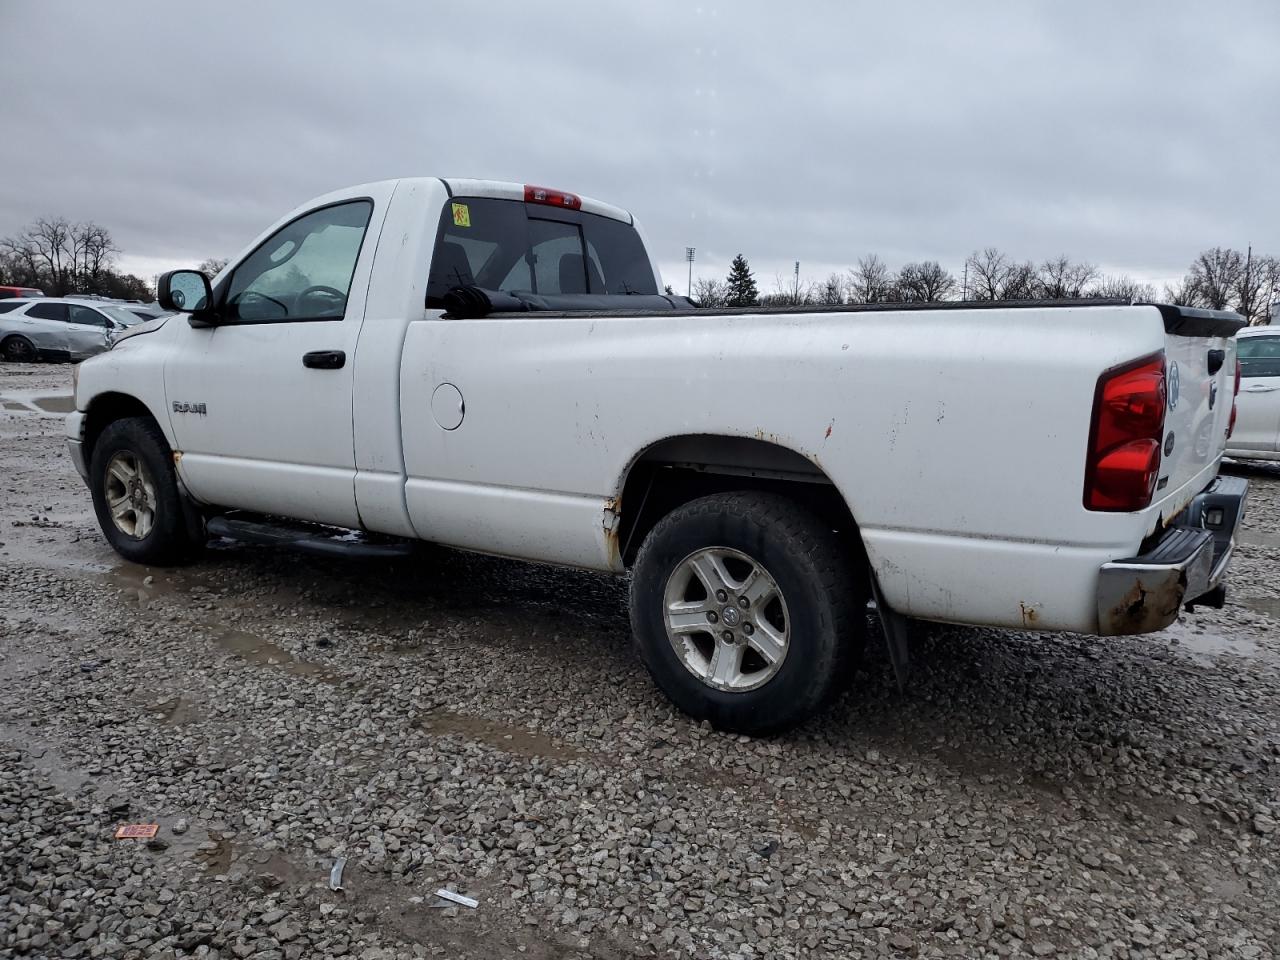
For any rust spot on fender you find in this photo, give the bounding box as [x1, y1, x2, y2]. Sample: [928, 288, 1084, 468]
[1019, 602, 1039, 627]
[824, 422, 833, 439]
[602, 496, 622, 568]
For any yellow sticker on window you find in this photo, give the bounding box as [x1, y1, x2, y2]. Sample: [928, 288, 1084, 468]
[451, 202, 471, 228]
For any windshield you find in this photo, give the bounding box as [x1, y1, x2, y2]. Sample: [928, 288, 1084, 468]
[425, 197, 657, 307]
[102, 305, 148, 326]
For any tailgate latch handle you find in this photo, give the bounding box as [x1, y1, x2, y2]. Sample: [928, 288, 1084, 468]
[303, 350, 346, 370]
[1206, 348, 1225, 375]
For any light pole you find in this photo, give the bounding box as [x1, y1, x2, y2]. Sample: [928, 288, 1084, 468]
[685, 247, 696, 298]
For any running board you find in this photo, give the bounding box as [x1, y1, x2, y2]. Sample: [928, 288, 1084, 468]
[206, 514, 414, 560]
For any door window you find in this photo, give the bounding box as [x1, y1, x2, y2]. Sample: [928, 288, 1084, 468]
[26, 302, 69, 322]
[0, 302, 22, 314]
[1238, 337, 1280, 379]
[224, 200, 373, 323]
[68, 305, 110, 327]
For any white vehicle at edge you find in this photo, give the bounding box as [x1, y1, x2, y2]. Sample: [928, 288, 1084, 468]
[1226, 325, 1280, 461]
[66, 177, 1249, 733]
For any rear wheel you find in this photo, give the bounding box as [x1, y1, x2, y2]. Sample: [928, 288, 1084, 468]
[630, 491, 865, 735]
[1, 335, 36, 362]
[89, 417, 201, 564]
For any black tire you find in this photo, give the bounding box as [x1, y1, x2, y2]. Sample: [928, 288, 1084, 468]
[630, 491, 866, 735]
[89, 417, 201, 565]
[1, 335, 36, 362]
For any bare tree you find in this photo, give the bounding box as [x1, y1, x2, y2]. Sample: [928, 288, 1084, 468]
[1187, 247, 1243, 311]
[1163, 276, 1199, 306]
[1234, 252, 1280, 325]
[198, 257, 230, 277]
[1035, 255, 1098, 299]
[691, 277, 727, 307]
[895, 261, 957, 302]
[964, 247, 1038, 300]
[1090, 274, 1156, 301]
[847, 254, 894, 304]
[761, 271, 818, 307]
[818, 272, 846, 305]
[965, 247, 1008, 300]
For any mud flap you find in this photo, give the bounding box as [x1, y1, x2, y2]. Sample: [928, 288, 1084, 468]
[870, 575, 911, 692]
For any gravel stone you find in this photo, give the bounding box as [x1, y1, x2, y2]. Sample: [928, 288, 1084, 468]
[2, 363, 1280, 959]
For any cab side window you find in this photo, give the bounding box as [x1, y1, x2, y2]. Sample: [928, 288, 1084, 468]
[224, 200, 373, 323]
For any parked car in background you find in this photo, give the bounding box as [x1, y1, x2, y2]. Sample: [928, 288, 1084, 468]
[123, 303, 169, 322]
[0, 297, 143, 362]
[66, 294, 167, 323]
[0, 285, 45, 299]
[1226, 326, 1280, 461]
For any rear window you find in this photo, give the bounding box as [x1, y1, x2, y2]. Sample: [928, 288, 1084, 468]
[426, 197, 656, 307]
[0, 301, 22, 313]
[1238, 335, 1280, 378]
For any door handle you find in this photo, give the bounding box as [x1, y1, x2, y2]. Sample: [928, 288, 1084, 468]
[302, 350, 345, 370]
[1243, 384, 1278, 393]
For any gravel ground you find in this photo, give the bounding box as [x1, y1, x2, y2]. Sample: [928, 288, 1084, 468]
[2, 360, 1279, 959]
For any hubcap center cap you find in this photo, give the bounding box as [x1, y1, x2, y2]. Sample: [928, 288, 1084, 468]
[721, 606, 741, 627]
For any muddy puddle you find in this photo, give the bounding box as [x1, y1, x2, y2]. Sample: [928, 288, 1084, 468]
[414, 709, 586, 762]
[213, 627, 338, 683]
[1239, 529, 1280, 551]
[1161, 620, 1263, 663]
[1238, 595, 1280, 619]
[0, 390, 74, 415]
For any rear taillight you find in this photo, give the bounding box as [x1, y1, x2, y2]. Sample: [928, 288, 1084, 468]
[1228, 358, 1241, 438]
[1084, 352, 1167, 511]
[524, 184, 582, 210]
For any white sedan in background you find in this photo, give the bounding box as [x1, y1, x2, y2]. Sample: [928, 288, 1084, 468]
[0, 297, 145, 362]
[1226, 326, 1280, 462]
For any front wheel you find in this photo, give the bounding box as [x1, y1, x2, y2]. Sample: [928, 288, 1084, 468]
[629, 491, 866, 735]
[89, 417, 201, 565]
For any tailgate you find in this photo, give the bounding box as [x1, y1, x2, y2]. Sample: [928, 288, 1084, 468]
[1153, 305, 1246, 516]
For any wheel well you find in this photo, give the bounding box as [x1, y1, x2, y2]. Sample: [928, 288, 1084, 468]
[616, 435, 864, 567]
[83, 393, 163, 464]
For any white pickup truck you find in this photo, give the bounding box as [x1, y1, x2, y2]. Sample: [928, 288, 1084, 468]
[67, 177, 1248, 733]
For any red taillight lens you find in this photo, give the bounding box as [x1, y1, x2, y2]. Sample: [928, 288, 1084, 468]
[524, 184, 582, 210]
[1084, 353, 1167, 511]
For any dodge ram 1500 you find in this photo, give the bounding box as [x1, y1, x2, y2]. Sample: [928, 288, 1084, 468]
[67, 177, 1248, 732]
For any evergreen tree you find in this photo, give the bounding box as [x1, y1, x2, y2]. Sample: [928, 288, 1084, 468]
[724, 254, 759, 307]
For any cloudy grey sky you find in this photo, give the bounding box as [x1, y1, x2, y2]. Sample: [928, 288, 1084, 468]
[3, 0, 1278, 294]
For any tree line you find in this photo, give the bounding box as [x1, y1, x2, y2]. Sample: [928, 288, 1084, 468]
[689, 247, 1280, 324]
[0, 216, 155, 301]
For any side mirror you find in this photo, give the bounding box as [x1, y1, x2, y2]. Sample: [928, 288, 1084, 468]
[157, 270, 214, 323]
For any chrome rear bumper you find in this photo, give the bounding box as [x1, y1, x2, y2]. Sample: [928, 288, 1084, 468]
[1097, 475, 1247, 636]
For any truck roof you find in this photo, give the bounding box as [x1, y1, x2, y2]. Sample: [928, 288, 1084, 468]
[328, 177, 634, 225]
[439, 178, 633, 224]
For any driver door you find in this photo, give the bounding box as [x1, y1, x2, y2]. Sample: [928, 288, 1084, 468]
[165, 188, 391, 527]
